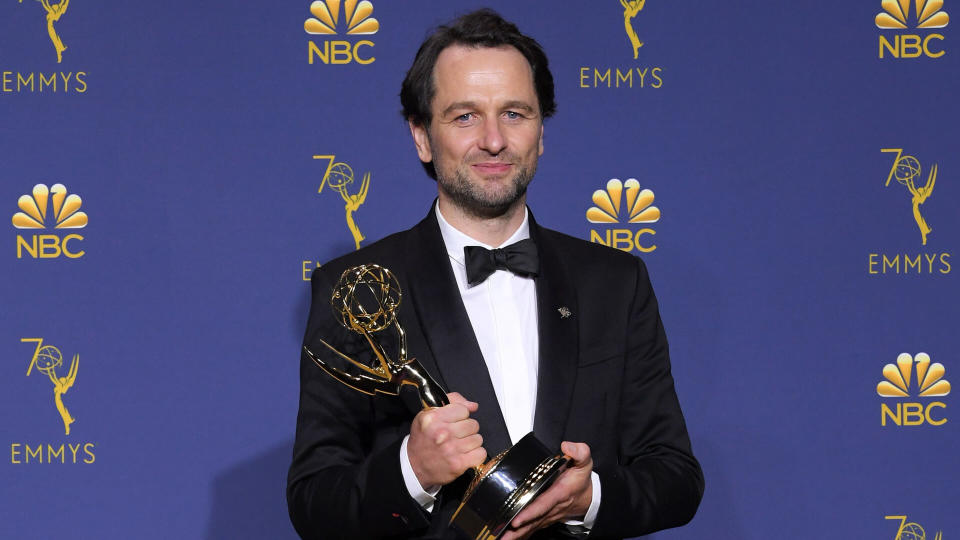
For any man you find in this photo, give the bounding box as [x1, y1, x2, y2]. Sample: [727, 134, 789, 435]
[288, 9, 703, 540]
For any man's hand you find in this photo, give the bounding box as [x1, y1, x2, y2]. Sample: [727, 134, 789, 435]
[408, 392, 487, 489]
[501, 441, 594, 540]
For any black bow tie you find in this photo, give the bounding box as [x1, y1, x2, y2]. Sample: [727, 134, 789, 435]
[464, 239, 540, 286]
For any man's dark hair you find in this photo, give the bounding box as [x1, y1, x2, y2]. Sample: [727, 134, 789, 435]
[400, 9, 556, 178]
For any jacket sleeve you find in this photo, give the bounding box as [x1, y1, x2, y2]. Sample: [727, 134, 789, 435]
[287, 269, 431, 539]
[590, 258, 704, 538]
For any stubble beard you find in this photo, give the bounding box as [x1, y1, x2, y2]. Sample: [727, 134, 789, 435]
[435, 157, 537, 220]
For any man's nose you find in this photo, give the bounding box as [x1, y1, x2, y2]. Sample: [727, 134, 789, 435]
[478, 119, 506, 154]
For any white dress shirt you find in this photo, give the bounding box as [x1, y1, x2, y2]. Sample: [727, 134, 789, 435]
[399, 205, 600, 529]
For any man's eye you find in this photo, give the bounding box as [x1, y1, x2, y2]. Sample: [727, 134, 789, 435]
[455, 113, 473, 122]
[505, 111, 520, 119]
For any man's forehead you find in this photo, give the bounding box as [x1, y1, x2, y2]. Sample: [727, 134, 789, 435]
[431, 44, 536, 99]
[435, 43, 526, 63]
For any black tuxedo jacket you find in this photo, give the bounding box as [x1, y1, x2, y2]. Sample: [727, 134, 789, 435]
[287, 208, 703, 540]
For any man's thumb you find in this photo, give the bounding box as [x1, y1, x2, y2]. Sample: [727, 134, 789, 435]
[561, 441, 591, 465]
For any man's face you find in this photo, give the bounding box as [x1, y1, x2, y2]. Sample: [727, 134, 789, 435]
[410, 45, 544, 218]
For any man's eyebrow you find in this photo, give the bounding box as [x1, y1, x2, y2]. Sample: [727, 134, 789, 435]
[440, 101, 478, 118]
[501, 101, 536, 113]
[440, 100, 537, 118]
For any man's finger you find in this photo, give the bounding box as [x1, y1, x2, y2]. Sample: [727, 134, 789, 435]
[446, 392, 478, 412]
[511, 443, 593, 529]
[510, 478, 565, 528]
[500, 523, 536, 540]
[433, 402, 475, 423]
[448, 418, 480, 439]
[456, 433, 484, 453]
[502, 515, 548, 540]
[462, 446, 487, 469]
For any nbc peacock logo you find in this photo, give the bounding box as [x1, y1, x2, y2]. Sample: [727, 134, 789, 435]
[877, 0, 949, 58]
[587, 178, 660, 224]
[305, 0, 379, 65]
[587, 178, 659, 253]
[12, 183, 87, 229]
[305, 0, 379, 35]
[878, 352, 950, 427]
[12, 183, 87, 259]
[876, 0, 949, 29]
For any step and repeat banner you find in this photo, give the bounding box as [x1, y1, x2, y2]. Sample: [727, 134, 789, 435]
[2, 1, 957, 538]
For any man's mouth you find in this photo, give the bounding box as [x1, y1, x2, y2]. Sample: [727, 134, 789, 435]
[471, 162, 513, 175]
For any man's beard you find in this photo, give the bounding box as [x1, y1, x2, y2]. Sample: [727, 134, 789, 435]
[435, 158, 537, 220]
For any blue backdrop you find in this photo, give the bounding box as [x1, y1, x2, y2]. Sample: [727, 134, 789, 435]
[2, 1, 957, 538]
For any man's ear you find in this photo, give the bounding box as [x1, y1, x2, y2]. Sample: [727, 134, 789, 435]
[408, 120, 433, 163]
[538, 122, 544, 156]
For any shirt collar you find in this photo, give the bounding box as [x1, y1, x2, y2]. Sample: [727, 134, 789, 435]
[435, 203, 531, 267]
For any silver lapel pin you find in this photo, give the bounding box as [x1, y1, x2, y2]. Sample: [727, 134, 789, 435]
[558, 306, 571, 319]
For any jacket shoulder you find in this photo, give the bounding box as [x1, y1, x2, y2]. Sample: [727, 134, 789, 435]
[311, 228, 413, 283]
[538, 226, 645, 277]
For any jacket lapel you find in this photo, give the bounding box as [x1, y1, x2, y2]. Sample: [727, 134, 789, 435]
[530, 218, 580, 452]
[403, 208, 513, 455]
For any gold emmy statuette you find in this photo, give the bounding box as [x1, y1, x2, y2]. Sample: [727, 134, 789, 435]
[314, 155, 369, 251]
[620, 0, 645, 59]
[24, 340, 78, 435]
[304, 264, 569, 540]
[882, 149, 937, 246]
[19, 0, 71, 63]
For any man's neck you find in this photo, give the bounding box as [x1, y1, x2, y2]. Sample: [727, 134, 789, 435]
[436, 195, 527, 247]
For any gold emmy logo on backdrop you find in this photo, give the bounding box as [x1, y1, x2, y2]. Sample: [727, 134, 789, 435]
[11, 337, 95, 464]
[578, 0, 662, 88]
[881, 149, 936, 246]
[17, 0, 71, 63]
[867, 149, 950, 275]
[587, 178, 659, 253]
[304, 0, 379, 35]
[620, 0, 646, 59]
[12, 183, 87, 259]
[886, 515, 944, 540]
[6, 0, 87, 94]
[22, 338, 78, 435]
[878, 353, 950, 426]
[314, 154, 369, 250]
[876, 0, 948, 58]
